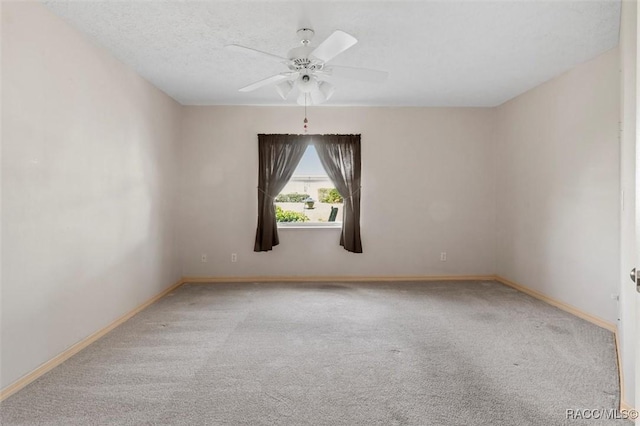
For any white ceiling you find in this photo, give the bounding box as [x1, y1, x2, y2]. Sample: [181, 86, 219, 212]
[42, 0, 620, 107]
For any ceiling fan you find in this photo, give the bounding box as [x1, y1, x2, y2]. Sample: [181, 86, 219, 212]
[225, 28, 388, 105]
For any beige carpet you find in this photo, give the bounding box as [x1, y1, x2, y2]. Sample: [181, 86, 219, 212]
[0, 281, 623, 425]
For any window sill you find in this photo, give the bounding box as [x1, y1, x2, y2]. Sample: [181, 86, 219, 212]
[278, 223, 342, 230]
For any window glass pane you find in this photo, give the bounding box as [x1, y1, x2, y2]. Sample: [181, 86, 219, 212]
[275, 145, 343, 224]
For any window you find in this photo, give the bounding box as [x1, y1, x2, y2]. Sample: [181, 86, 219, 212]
[254, 133, 361, 253]
[275, 144, 342, 227]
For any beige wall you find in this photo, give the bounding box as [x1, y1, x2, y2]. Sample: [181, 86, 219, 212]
[1, 2, 182, 388]
[178, 106, 497, 278]
[619, 0, 638, 408]
[495, 48, 621, 324]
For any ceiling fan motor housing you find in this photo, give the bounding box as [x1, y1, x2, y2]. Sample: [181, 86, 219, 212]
[287, 45, 323, 72]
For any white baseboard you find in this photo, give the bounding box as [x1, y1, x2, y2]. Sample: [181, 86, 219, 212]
[182, 275, 496, 283]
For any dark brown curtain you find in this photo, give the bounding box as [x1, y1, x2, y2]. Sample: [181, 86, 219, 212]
[314, 134, 362, 253]
[254, 134, 310, 251]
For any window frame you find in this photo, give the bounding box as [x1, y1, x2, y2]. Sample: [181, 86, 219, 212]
[275, 144, 343, 229]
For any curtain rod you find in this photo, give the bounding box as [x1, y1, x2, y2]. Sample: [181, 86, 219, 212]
[257, 133, 361, 137]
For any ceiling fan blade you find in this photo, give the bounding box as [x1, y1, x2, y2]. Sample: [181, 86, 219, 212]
[239, 74, 291, 92]
[310, 30, 357, 63]
[326, 65, 389, 83]
[225, 44, 289, 63]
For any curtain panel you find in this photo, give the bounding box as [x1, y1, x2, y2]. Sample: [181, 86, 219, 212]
[314, 134, 362, 253]
[254, 134, 310, 251]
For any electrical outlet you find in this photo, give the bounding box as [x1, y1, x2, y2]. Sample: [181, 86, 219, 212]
[231, 253, 238, 263]
[440, 252, 447, 261]
[201, 254, 207, 263]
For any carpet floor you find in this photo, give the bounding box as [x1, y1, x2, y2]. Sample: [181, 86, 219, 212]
[0, 280, 624, 425]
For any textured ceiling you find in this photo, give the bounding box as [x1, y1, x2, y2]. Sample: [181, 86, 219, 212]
[42, 0, 620, 107]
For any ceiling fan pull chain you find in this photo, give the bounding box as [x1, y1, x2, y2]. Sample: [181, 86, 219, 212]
[304, 94, 309, 133]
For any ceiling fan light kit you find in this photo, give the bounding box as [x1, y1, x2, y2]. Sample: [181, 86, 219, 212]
[297, 73, 317, 93]
[275, 81, 294, 100]
[226, 27, 388, 106]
